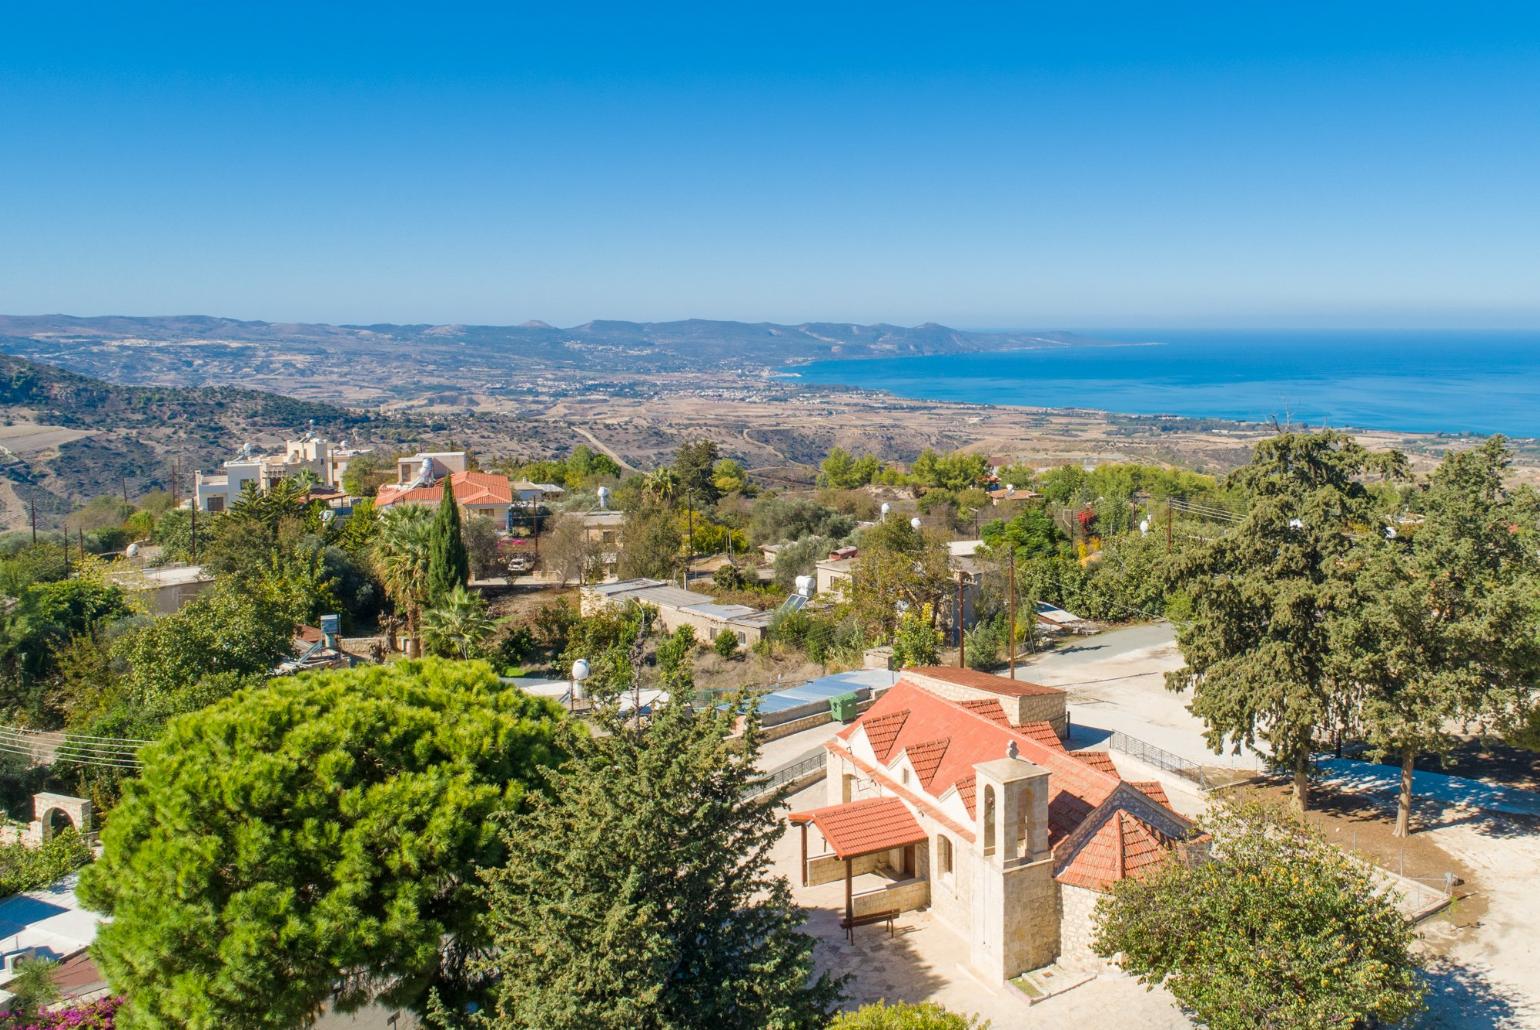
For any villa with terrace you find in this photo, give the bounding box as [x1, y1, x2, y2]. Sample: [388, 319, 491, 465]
[788, 666, 1196, 982]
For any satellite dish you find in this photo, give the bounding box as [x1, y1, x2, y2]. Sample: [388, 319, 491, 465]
[126, 542, 140, 558]
[1005, 483, 1014, 492]
[1288, 518, 1304, 530]
[1139, 519, 1150, 536]
[880, 502, 891, 519]
[1385, 525, 1397, 539]
[596, 486, 611, 511]
[910, 516, 922, 530]
[794, 574, 813, 598]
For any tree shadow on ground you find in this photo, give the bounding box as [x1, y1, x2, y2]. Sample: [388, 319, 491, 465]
[1414, 959, 1536, 1029]
[1307, 776, 1537, 841]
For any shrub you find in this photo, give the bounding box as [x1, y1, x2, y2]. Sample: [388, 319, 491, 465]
[714, 629, 740, 659]
[828, 1000, 987, 1028]
[0, 829, 92, 900]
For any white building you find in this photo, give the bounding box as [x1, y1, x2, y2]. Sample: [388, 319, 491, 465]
[194, 428, 370, 512]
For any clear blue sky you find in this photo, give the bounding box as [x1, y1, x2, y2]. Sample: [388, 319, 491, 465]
[3, 2, 1538, 328]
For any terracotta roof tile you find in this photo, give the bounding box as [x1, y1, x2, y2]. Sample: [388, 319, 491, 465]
[789, 796, 928, 859]
[904, 666, 1065, 698]
[1056, 811, 1173, 891]
[955, 774, 977, 817]
[901, 737, 950, 789]
[859, 710, 910, 762]
[1019, 721, 1067, 751]
[958, 698, 1010, 726]
[1130, 780, 1171, 807]
[378, 471, 513, 508]
[1073, 751, 1119, 775]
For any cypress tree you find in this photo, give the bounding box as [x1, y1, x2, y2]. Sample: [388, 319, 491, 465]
[428, 480, 470, 601]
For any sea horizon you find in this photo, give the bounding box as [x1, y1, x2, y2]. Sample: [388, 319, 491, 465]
[788, 328, 1540, 439]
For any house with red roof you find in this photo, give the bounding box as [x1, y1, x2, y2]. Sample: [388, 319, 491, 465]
[788, 670, 1194, 982]
[376, 459, 516, 529]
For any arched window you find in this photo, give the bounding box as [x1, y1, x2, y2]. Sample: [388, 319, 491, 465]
[937, 835, 953, 880]
[982, 785, 997, 856]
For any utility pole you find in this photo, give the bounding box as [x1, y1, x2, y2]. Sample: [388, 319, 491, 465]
[121, 477, 130, 506]
[29, 490, 37, 545]
[190, 492, 198, 562]
[1165, 501, 1173, 553]
[1007, 549, 1017, 679]
[956, 577, 966, 668]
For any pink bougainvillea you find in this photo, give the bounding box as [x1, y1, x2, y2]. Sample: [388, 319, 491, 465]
[0, 995, 123, 1029]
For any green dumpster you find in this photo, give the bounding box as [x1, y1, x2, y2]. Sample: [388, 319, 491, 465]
[829, 692, 860, 723]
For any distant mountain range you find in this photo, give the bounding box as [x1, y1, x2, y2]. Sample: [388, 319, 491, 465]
[0, 314, 1086, 385]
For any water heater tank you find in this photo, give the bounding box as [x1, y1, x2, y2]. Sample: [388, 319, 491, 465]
[794, 574, 813, 597]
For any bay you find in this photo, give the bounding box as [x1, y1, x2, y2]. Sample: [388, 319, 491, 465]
[788, 329, 1540, 438]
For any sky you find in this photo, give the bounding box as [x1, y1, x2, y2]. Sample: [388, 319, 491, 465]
[3, 2, 1539, 328]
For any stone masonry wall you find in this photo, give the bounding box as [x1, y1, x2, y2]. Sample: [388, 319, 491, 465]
[1057, 883, 1114, 972]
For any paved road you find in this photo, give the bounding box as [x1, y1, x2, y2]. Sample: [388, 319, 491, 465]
[1006, 622, 1176, 681]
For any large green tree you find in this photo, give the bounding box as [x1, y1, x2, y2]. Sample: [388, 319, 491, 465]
[112, 579, 296, 710]
[1335, 438, 1540, 835]
[429, 485, 470, 601]
[1093, 798, 1424, 1030]
[475, 698, 840, 1029]
[1169, 432, 1377, 811]
[79, 659, 566, 1029]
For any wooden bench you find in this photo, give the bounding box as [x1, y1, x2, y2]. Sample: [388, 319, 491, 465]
[838, 909, 899, 942]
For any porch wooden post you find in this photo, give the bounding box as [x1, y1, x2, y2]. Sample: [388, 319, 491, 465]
[800, 823, 809, 887]
[844, 857, 853, 929]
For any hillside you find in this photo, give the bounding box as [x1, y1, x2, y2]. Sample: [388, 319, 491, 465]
[0, 355, 381, 528]
[0, 316, 1087, 399]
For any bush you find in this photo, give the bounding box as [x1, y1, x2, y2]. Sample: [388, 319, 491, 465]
[714, 629, 740, 659]
[0, 829, 92, 899]
[964, 614, 1005, 670]
[828, 1000, 987, 1028]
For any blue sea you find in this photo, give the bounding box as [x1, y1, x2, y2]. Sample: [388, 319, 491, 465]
[788, 330, 1540, 438]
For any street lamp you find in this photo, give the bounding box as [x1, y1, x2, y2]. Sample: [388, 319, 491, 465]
[570, 657, 590, 712]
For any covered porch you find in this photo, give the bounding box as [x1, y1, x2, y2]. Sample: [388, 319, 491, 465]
[789, 796, 931, 934]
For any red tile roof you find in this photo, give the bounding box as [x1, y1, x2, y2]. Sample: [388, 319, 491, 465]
[1130, 780, 1171, 807]
[901, 737, 950, 789]
[835, 681, 1119, 841]
[957, 698, 1010, 726]
[789, 796, 928, 859]
[1073, 751, 1119, 776]
[904, 666, 1064, 698]
[858, 710, 909, 762]
[377, 471, 513, 508]
[822, 680, 1193, 888]
[1018, 721, 1067, 750]
[1056, 810, 1174, 891]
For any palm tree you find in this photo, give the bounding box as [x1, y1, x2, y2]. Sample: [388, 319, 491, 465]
[642, 467, 678, 507]
[374, 504, 434, 657]
[422, 585, 493, 660]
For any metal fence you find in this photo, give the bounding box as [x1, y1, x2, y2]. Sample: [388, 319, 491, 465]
[752, 750, 827, 798]
[1106, 730, 1214, 790]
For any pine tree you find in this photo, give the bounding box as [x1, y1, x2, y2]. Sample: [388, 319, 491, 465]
[476, 698, 841, 1029]
[429, 480, 470, 601]
[1169, 432, 1376, 812]
[1334, 437, 1540, 835]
